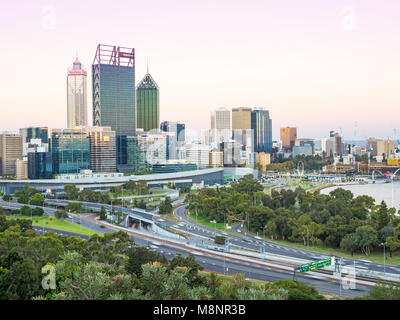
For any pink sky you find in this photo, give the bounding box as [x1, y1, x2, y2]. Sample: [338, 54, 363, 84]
[1, 0, 399, 140]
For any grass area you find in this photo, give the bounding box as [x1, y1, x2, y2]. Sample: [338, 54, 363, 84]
[6, 215, 100, 237]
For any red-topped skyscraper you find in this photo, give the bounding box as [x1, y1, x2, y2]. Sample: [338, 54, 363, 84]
[67, 57, 88, 128]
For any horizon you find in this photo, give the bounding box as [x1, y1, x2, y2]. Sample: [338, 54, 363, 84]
[1, 0, 399, 140]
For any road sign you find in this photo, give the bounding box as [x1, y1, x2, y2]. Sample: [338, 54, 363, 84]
[297, 258, 333, 273]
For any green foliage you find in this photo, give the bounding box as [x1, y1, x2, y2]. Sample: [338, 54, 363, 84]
[214, 236, 226, 245]
[55, 210, 68, 220]
[188, 183, 397, 256]
[159, 197, 173, 214]
[64, 184, 79, 200]
[29, 193, 45, 206]
[2, 194, 12, 201]
[272, 279, 325, 300]
[65, 202, 82, 213]
[125, 246, 167, 277]
[99, 206, 107, 221]
[363, 282, 400, 300]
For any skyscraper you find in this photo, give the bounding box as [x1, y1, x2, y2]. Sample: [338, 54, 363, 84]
[136, 71, 159, 131]
[251, 108, 272, 154]
[280, 127, 297, 151]
[67, 57, 88, 128]
[79, 126, 117, 173]
[92, 44, 136, 169]
[232, 107, 252, 130]
[0, 133, 23, 176]
[210, 107, 231, 145]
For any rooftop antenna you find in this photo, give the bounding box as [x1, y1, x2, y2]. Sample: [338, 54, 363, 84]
[147, 58, 149, 74]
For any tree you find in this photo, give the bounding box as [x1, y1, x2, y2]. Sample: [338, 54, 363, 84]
[159, 197, 172, 215]
[32, 207, 44, 217]
[363, 282, 400, 300]
[14, 190, 29, 204]
[99, 206, 107, 221]
[65, 202, 82, 213]
[353, 225, 379, 256]
[2, 194, 12, 201]
[2, 259, 42, 300]
[64, 184, 79, 200]
[340, 233, 357, 256]
[125, 246, 167, 277]
[231, 174, 263, 196]
[272, 279, 324, 300]
[29, 193, 45, 206]
[19, 205, 31, 216]
[55, 210, 68, 220]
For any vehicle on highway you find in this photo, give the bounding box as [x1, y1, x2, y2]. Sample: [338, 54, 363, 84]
[100, 225, 105, 228]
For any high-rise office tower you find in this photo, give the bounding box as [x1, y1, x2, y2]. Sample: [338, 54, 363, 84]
[67, 57, 88, 128]
[28, 151, 53, 179]
[79, 126, 117, 173]
[280, 127, 297, 151]
[20, 127, 49, 157]
[232, 107, 252, 130]
[50, 128, 90, 174]
[211, 107, 231, 130]
[92, 44, 136, 170]
[160, 121, 185, 145]
[20, 127, 48, 144]
[251, 108, 272, 154]
[0, 133, 23, 176]
[210, 107, 231, 145]
[136, 70, 159, 132]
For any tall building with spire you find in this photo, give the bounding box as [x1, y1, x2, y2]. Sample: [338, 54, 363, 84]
[136, 65, 159, 132]
[67, 57, 88, 128]
[92, 44, 136, 170]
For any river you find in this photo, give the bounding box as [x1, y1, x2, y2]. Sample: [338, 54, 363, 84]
[320, 181, 400, 211]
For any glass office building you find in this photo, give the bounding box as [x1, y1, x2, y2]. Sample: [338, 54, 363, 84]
[28, 152, 53, 179]
[251, 108, 272, 154]
[92, 45, 136, 168]
[127, 136, 148, 172]
[50, 129, 90, 174]
[136, 73, 159, 131]
[20, 127, 48, 144]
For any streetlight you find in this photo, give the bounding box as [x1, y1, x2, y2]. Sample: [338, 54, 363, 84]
[380, 242, 386, 274]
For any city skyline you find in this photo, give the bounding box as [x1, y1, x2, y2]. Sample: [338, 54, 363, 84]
[1, 0, 400, 140]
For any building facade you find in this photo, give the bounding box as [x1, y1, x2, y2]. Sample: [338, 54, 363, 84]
[251, 108, 272, 154]
[67, 57, 88, 128]
[209, 150, 224, 168]
[50, 128, 90, 174]
[232, 107, 252, 130]
[280, 127, 297, 151]
[0, 133, 23, 176]
[80, 126, 117, 172]
[28, 152, 53, 179]
[92, 44, 136, 168]
[136, 73, 159, 132]
[210, 107, 231, 145]
[15, 159, 28, 180]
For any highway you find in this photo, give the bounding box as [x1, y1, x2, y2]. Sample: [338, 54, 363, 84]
[174, 204, 400, 275]
[30, 223, 369, 298]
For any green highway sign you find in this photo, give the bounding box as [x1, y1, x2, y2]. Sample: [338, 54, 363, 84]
[297, 258, 333, 273]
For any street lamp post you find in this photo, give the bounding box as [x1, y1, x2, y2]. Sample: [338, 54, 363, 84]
[381, 242, 386, 274]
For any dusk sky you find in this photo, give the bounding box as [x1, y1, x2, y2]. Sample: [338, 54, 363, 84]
[1, 0, 399, 140]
